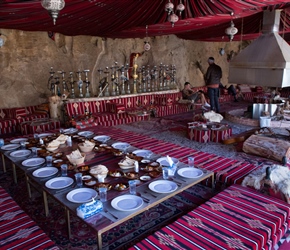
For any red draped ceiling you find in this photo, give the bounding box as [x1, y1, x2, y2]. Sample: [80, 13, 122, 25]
[1, 0, 290, 42]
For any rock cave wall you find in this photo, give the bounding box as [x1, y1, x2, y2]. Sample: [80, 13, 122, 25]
[0, 29, 241, 108]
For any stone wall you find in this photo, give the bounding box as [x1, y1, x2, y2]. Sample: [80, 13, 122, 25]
[0, 29, 242, 108]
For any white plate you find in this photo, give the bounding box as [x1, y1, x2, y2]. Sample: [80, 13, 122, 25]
[148, 180, 178, 193]
[78, 131, 94, 137]
[93, 135, 111, 143]
[66, 188, 97, 203]
[132, 149, 153, 158]
[10, 138, 28, 144]
[33, 167, 58, 178]
[63, 128, 78, 134]
[111, 195, 143, 211]
[156, 157, 179, 167]
[1, 144, 20, 151]
[112, 142, 131, 150]
[177, 167, 203, 178]
[10, 149, 31, 158]
[22, 157, 45, 167]
[38, 133, 53, 138]
[45, 177, 74, 189]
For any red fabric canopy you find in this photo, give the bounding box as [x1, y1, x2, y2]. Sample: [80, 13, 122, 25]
[1, 0, 290, 42]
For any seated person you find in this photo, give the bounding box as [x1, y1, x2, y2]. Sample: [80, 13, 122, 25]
[219, 83, 239, 102]
[182, 82, 210, 110]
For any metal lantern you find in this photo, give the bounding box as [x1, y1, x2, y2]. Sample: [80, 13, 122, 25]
[176, 2, 185, 16]
[225, 21, 238, 41]
[0, 36, 4, 48]
[168, 14, 179, 27]
[165, 1, 174, 15]
[41, 0, 65, 25]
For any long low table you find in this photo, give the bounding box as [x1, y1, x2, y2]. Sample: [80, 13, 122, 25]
[1, 130, 214, 249]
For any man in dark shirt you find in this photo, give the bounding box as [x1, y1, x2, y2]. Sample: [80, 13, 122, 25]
[205, 57, 222, 113]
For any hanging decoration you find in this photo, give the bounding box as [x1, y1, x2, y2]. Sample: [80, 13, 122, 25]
[0, 34, 4, 48]
[165, 0, 185, 27]
[144, 25, 151, 51]
[41, 0, 65, 25]
[225, 13, 238, 41]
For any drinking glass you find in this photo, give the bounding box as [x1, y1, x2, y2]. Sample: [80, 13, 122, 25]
[75, 173, 83, 188]
[99, 187, 107, 202]
[188, 157, 195, 168]
[128, 180, 136, 195]
[162, 167, 169, 180]
[46, 155, 53, 167]
[31, 147, 38, 157]
[20, 141, 26, 148]
[0, 139, 4, 147]
[61, 164, 68, 176]
[33, 134, 39, 140]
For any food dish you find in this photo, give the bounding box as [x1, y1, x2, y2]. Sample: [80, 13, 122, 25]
[132, 149, 153, 158]
[45, 177, 74, 189]
[10, 138, 28, 144]
[38, 133, 53, 138]
[156, 157, 179, 167]
[111, 195, 143, 211]
[1, 144, 20, 151]
[109, 170, 123, 178]
[124, 172, 139, 179]
[66, 188, 97, 203]
[10, 149, 31, 158]
[177, 167, 203, 178]
[148, 180, 178, 193]
[78, 131, 94, 137]
[113, 183, 129, 191]
[93, 135, 111, 143]
[32, 167, 58, 178]
[22, 157, 45, 167]
[63, 128, 78, 134]
[111, 142, 131, 151]
[140, 175, 151, 182]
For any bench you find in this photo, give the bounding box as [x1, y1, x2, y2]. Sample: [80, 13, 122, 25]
[0, 186, 58, 249]
[0, 104, 50, 135]
[130, 184, 290, 250]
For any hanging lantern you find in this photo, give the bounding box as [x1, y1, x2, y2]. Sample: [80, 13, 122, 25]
[165, 1, 174, 15]
[168, 14, 179, 27]
[0, 35, 4, 48]
[176, 2, 185, 16]
[41, 0, 65, 25]
[144, 41, 151, 51]
[225, 20, 238, 41]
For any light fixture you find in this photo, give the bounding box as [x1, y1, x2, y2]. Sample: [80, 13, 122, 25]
[0, 34, 4, 48]
[225, 13, 238, 41]
[41, 0, 65, 25]
[165, 0, 185, 27]
[144, 25, 151, 51]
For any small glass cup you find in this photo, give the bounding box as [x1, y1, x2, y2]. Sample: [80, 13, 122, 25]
[75, 173, 83, 188]
[162, 167, 169, 180]
[188, 157, 195, 168]
[99, 187, 107, 202]
[33, 134, 39, 140]
[20, 141, 26, 148]
[31, 147, 38, 157]
[128, 180, 136, 195]
[61, 164, 68, 177]
[0, 138, 4, 147]
[46, 155, 53, 167]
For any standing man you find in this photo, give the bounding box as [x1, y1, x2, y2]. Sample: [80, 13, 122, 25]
[205, 57, 222, 113]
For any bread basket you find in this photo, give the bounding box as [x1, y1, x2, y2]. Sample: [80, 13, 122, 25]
[66, 152, 86, 165]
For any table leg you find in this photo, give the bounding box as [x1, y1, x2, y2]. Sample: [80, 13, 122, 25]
[98, 233, 103, 250]
[65, 208, 71, 238]
[1, 154, 6, 173]
[25, 175, 32, 198]
[12, 163, 17, 184]
[43, 191, 49, 217]
[211, 173, 215, 189]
